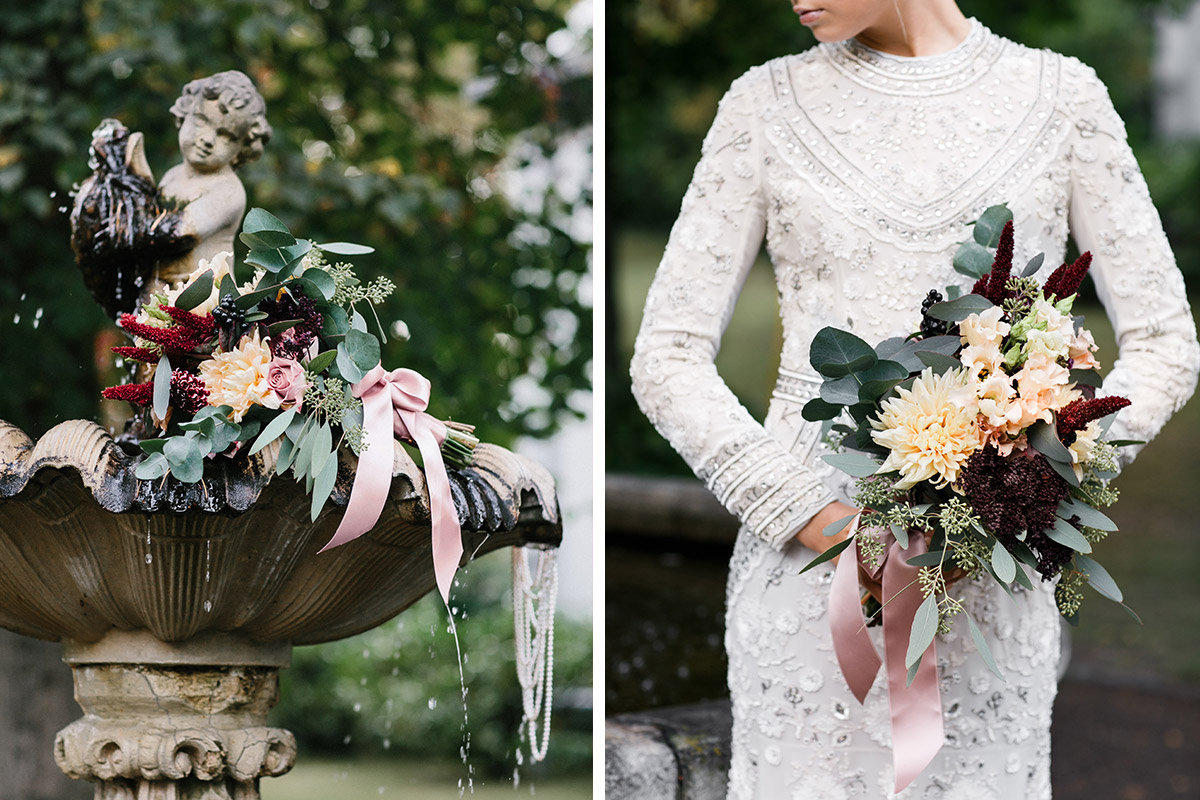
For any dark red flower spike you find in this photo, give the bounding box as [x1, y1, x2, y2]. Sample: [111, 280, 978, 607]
[971, 220, 1016, 305]
[1042, 251, 1093, 301]
[1056, 395, 1132, 444]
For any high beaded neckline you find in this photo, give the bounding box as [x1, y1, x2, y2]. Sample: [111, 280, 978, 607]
[822, 19, 1003, 94]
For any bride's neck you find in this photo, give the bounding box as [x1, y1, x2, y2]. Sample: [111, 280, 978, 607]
[854, 0, 971, 58]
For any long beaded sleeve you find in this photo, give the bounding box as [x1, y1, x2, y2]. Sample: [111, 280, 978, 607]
[630, 69, 837, 550]
[1064, 62, 1200, 463]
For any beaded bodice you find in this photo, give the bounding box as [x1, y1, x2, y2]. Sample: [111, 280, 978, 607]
[631, 20, 1199, 548]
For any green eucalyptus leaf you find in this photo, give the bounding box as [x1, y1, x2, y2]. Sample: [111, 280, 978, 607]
[810, 327, 878, 378]
[300, 268, 337, 300]
[822, 452, 882, 478]
[275, 436, 297, 475]
[926, 294, 994, 323]
[822, 514, 858, 538]
[170, 454, 205, 483]
[250, 408, 298, 456]
[310, 450, 339, 522]
[305, 350, 338, 375]
[344, 328, 382, 371]
[235, 283, 285, 310]
[1028, 420, 1073, 463]
[972, 204, 1013, 247]
[335, 344, 367, 383]
[820, 374, 861, 405]
[1046, 516, 1092, 553]
[243, 207, 292, 236]
[152, 356, 172, 420]
[991, 541, 1016, 583]
[906, 593, 940, 669]
[1021, 252, 1045, 278]
[953, 241, 995, 279]
[1058, 498, 1117, 532]
[884, 335, 960, 372]
[802, 397, 843, 421]
[1012, 563, 1034, 590]
[323, 306, 351, 338]
[1076, 554, 1123, 603]
[174, 269, 214, 311]
[139, 439, 168, 455]
[218, 273, 238, 301]
[244, 311, 269, 323]
[890, 523, 910, 548]
[857, 359, 909, 402]
[916, 351, 963, 372]
[135, 452, 169, 480]
[798, 537, 852, 575]
[906, 550, 947, 567]
[240, 229, 297, 250]
[268, 319, 302, 337]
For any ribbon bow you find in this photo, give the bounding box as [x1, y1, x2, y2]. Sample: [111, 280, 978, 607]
[829, 516, 944, 793]
[320, 365, 461, 605]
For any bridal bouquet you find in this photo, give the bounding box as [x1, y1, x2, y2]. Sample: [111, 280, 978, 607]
[101, 208, 477, 600]
[799, 206, 1135, 790]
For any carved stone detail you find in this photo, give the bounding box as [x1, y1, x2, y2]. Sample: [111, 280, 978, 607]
[54, 640, 296, 800]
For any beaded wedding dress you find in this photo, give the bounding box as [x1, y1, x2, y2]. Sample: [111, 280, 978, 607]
[630, 19, 1199, 800]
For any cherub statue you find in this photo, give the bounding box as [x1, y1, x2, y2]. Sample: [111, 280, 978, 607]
[71, 70, 271, 317]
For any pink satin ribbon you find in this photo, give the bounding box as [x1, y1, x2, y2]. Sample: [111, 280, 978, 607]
[320, 365, 461, 605]
[830, 517, 944, 793]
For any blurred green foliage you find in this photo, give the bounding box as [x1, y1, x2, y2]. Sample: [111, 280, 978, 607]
[607, 0, 1200, 474]
[0, 0, 592, 443]
[273, 552, 592, 777]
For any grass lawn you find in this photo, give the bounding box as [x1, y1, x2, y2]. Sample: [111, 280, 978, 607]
[264, 758, 592, 799]
[612, 227, 1200, 687]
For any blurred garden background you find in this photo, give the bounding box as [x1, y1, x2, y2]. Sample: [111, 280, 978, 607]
[0, 1, 592, 798]
[607, 0, 1200, 797]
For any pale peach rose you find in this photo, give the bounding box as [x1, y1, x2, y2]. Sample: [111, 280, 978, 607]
[1023, 326, 1070, 363]
[959, 306, 1010, 349]
[871, 368, 986, 490]
[1028, 296, 1076, 341]
[264, 358, 308, 411]
[1069, 327, 1101, 371]
[198, 329, 274, 422]
[1012, 353, 1080, 430]
[1068, 420, 1103, 479]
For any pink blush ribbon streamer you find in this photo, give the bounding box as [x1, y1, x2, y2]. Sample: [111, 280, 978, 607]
[319, 365, 461, 605]
[830, 518, 944, 793]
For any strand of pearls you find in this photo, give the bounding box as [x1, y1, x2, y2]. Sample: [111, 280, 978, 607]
[512, 544, 558, 763]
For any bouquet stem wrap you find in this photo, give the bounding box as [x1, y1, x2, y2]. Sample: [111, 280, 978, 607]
[320, 365, 461, 605]
[830, 517, 944, 793]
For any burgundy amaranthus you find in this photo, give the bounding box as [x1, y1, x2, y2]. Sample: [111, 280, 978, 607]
[101, 368, 210, 415]
[1042, 252, 1093, 301]
[1056, 395, 1132, 444]
[116, 306, 217, 360]
[971, 220, 1016, 306]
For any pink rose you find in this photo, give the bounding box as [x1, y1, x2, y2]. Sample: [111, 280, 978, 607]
[265, 358, 308, 410]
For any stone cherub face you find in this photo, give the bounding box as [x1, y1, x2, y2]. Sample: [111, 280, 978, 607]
[169, 70, 272, 173]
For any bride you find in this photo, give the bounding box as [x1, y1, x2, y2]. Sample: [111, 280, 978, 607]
[629, 0, 1199, 797]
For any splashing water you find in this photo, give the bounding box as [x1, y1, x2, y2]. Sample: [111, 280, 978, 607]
[144, 527, 152, 564]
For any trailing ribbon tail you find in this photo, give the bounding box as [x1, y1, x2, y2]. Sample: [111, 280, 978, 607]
[319, 365, 462, 605]
[829, 525, 944, 793]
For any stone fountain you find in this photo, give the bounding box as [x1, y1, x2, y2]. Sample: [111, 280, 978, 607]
[0, 71, 561, 800]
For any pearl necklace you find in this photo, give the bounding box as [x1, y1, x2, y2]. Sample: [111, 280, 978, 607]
[512, 544, 558, 763]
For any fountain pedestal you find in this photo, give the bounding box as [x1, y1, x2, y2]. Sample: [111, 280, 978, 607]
[56, 632, 293, 800]
[0, 420, 561, 798]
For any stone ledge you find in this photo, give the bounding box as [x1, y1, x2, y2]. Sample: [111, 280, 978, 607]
[605, 700, 733, 800]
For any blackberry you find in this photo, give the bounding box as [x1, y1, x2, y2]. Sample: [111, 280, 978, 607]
[919, 289, 949, 337]
[211, 295, 244, 330]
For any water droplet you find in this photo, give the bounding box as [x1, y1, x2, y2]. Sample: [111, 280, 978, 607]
[353, 702, 362, 713]
[428, 697, 438, 710]
[343, 735, 352, 745]
[12, 314, 19, 325]
[18, 294, 25, 302]
[203, 600, 212, 613]
[362, 648, 370, 658]
[382, 738, 391, 750]
[391, 667, 399, 676]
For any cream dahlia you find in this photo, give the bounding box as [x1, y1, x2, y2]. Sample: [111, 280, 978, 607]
[871, 367, 986, 490]
[198, 329, 274, 421]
